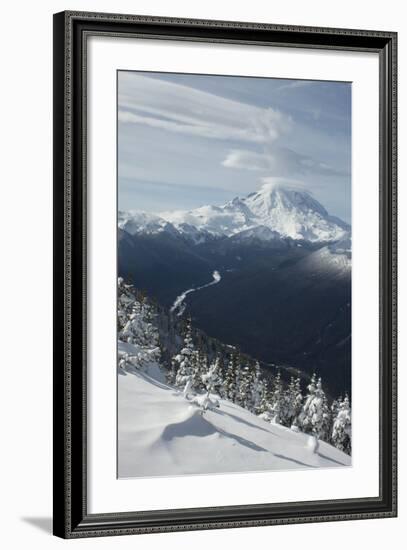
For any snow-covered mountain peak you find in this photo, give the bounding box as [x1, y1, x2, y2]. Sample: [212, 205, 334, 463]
[119, 183, 350, 244]
[245, 182, 327, 218]
[118, 210, 178, 236]
[242, 183, 346, 241]
[159, 202, 253, 239]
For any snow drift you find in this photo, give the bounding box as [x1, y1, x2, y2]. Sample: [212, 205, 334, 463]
[118, 358, 351, 478]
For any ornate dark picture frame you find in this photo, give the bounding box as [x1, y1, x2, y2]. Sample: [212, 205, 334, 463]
[53, 10, 397, 539]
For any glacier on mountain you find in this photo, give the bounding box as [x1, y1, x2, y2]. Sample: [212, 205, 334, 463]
[119, 182, 350, 244]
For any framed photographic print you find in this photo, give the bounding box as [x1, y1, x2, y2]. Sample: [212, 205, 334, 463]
[53, 11, 397, 538]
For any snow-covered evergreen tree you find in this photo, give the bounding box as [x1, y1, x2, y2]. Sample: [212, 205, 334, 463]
[224, 354, 238, 402]
[215, 355, 228, 399]
[332, 397, 340, 412]
[331, 395, 352, 454]
[259, 379, 272, 418]
[192, 349, 209, 393]
[251, 361, 267, 415]
[166, 356, 178, 386]
[236, 361, 254, 409]
[117, 278, 161, 371]
[286, 376, 303, 428]
[187, 356, 222, 414]
[172, 319, 199, 392]
[298, 373, 316, 432]
[202, 356, 222, 395]
[315, 378, 331, 441]
[117, 278, 135, 331]
[267, 371, 287, 424]
[299, 375, 331, 440]
[329, 397, 341, 438]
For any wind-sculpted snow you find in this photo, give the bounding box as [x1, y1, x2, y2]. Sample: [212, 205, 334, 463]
[118, 364, 351, 478]
[171, 271, 221, 316]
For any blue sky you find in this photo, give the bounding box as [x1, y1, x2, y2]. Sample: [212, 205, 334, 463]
[118, 71, 351, 223]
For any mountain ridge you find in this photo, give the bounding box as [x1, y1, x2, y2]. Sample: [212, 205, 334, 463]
[119, 183, 350, 244]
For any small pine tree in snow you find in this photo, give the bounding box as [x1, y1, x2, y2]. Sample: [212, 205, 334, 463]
[286, 376, 303, 428]
[172, 319, 198, 391]
[215, 356, 228, 399]
[192, 349, 209, 393]
[298, 373, 316, 432]
[329, 397, 341, 437]
[315, 378, 331, 441]
[267, 371, 287, 424]
[251, 361, 267, 415]
[188, 356, 222, 414]
[224, 354, 238, 402]
[258, 379, 272, 418]
[201, 356, 222, 395]
[331, 395, 352, 455]
[166, 357, 177, 385]
[236, 361, 254, 409]
[299, 375, 331, 440]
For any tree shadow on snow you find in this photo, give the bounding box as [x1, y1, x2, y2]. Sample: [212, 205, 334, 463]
[125, 366, 170, 391]
[272, 453, 318, 468]
[215, 408, 280, 436]
[161, 411, 268, 453]
[215, 426, 269, 453]
[317, 452, 347, 466]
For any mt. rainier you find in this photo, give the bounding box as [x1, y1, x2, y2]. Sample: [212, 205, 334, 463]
[120, 183, 349, 244]
[243, 183, 349, 241]
[118, 182, 351, 396]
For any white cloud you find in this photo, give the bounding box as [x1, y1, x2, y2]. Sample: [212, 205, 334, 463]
[259, 176, 311, 191]
[118, 72, 291, 144]
[222, 147, 347, 177]
[222, 150, 269, 171]
[118, 109, 277, 143]
[118, 72, 350, 219]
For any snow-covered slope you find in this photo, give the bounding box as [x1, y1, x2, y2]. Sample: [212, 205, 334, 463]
[118, 359, 351, 478]
[299, 233, 352, 275]
[118, 209, 214, 244]
[120, 182, 349, 244]
[229, 225, 283, 243]
[160, 203, 254, 239]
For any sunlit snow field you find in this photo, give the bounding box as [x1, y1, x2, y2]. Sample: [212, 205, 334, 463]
[118, 343, 350, 479]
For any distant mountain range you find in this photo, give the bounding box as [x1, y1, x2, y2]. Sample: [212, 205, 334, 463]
[118, 183, 351, 396]
[119, 182, 350, 244]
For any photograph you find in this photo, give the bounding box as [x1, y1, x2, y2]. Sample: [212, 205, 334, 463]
[0, 0, 400, 545]
[51, 8, 397, 539]
[117, 70, 352, 478]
